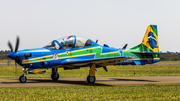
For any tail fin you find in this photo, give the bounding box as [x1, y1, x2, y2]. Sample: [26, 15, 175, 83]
[126, 25, 160, 65]
[141, 25, 159, 52]
[130, 25, 159, 53]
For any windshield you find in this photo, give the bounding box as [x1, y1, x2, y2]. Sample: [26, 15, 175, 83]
[45, 35, 92, 49]
[45, 41, 60, 50]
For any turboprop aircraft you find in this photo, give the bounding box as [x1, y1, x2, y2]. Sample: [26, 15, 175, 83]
[7, 25, 173, 83]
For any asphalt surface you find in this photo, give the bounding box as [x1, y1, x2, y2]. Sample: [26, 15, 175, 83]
[1, 76, 180, 88]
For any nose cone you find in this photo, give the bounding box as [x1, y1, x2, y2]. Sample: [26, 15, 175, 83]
[7, 52, 18, 60]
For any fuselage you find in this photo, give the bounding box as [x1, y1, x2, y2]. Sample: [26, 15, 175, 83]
[8, 45, 160, 69]
[9, 45, 125, 68]
[7, 35, 160, 69]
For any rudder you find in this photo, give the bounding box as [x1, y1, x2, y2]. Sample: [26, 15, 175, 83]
[124, 25, 161, 65]
[141, 25, 159, 52]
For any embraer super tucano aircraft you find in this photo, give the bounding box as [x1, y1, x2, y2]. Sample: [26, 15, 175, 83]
[7, 25, 173, 83]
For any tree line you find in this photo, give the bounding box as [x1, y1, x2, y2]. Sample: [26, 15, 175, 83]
[0, 50, 11, 60]
[0, 50, 180, 61]
[160, 52, 180, 61]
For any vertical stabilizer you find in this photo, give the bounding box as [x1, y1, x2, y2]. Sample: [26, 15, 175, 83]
[129, 25, 159, 53]
[125, 25, 160, 65]
[141, 25, 159, 52]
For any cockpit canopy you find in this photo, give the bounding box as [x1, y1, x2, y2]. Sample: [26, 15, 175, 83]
[45, 35, 93, 50]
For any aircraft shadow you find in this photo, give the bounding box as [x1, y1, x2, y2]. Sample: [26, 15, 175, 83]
[111, 78, 158, 82]
[34, 79, 112, 86]
[1, 78, 158, 86]
[1, 79, 111, 86]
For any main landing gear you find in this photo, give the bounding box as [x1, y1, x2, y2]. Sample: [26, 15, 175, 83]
[51, 68, 59, 81]
[19, 68, 27, 83]
[18, 65, 98, 83]
[87, 75, 96, 84]
[18, 67, 59, 83]
[87, 64, 96, 84]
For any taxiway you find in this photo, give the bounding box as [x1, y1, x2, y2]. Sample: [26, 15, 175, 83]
[0, 76, 180, 88]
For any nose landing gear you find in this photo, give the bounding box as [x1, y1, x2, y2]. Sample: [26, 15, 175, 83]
[19, 68, 27, 83]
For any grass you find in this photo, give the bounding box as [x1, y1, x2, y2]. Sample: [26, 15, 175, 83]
[0, 60, 14, 64]
[1, 61, 180, 100]
[154, 61, 180, 64]
[0, 61, 180, 78]
[0, 84, 180, 100]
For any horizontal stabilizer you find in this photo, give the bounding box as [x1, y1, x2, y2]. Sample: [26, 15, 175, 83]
[131, 52, 177, 55]
[61, 56, 135, 65]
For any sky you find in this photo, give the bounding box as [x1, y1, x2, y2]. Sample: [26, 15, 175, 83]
[0, 0, 179, 52]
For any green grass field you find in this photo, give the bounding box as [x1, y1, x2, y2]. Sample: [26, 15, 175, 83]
[0, 61, 180, 78]
[0, 84, 180, 100]
[154, 61, 180, 64]
[0, 61, 180, 100]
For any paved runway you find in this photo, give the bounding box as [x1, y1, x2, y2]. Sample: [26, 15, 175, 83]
[0, 76, 180, 88]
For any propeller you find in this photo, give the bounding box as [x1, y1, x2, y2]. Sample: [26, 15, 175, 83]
[7, 41, 13, 67]
[7, 36, 20, 75]
[8, 41, 13, 52]
[15, 36, 19, 52]
[7, 36, 20, 53]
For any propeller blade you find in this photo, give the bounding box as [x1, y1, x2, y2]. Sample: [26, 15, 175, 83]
[15, 61, 17, 66]
[15, 36, 20, 52]
[7, 58, 11, 66]
[8, 41, 13, 52]
[103, 66, 108, 72]
[122, 44, 128, 49]
[15, 61, 17, 76]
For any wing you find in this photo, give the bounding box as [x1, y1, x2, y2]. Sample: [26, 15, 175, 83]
[59, 56, 135, 67]
[131, 52, 177, 55]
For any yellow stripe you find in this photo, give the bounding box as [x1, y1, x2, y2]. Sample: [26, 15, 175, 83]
[27, 46, 100, 61]
[22, 59, 52, 64]
[23, 46, 101, 64]
[30, 68, 47, 74]
[60, 53, 96, 59]
[23, 53, 96, 64]
[70, 46, 100, 53]
[28, 55, 52, 61]
[22, 46, 120, 64]
[101, 51, 119, 55]
[129, 58, 160, 60]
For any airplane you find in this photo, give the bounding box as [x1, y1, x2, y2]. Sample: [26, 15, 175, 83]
[7, 25, 174, 83]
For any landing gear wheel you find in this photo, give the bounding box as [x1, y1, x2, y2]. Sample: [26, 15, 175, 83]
[19, 75, 27, 83]
[51, 73, 59, 81]
[87, 75, 96, 84]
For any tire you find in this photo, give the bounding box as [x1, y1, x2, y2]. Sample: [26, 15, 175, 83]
[19, 75, 27, 83]
[51, 73, 59, 81]
[87, 75, 96, 84]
